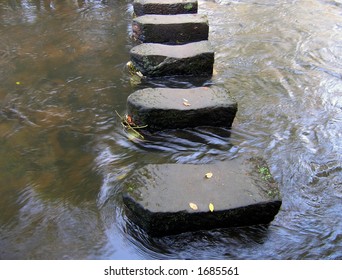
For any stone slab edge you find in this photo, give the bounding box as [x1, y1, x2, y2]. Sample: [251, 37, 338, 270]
[132, 14, 209, 45]
[133, 0, 198, 16]
[130, 41, 214, 77]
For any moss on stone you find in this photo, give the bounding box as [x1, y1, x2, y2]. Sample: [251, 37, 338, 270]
[184, 3, 193, 10]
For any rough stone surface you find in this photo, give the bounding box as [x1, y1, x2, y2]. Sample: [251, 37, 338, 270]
[130, 40, 214, 77]
[133, 0, 198, 16]
[127, 86, 237, 130]
[123, 157, 282, 236]
[132, 14, 209, 45]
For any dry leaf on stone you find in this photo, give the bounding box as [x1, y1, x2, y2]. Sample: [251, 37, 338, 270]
[209, 203, 214, 212]
[205, 172, 213, 179]
[182, 98, 191, 107]
[189, 202, 198, 210]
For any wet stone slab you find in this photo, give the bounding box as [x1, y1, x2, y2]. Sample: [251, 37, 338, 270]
[132, 14, 209, 45]
[133, 0, 198, 16]
[123, 157, 282, 236]
[129, 40, 214, 77]
[127, 86, 237, 130]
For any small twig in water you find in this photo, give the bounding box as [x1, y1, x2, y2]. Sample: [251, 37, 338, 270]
[115, 110, 147, 140]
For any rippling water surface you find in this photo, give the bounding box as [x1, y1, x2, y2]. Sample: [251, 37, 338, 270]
[0, 0, 341, 259]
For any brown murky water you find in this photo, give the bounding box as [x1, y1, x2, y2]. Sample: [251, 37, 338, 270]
[0, 0, 341, 259]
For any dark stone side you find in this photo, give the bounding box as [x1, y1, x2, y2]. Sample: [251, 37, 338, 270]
[133, 0, 198, 16]
[132, 14, 209, 45]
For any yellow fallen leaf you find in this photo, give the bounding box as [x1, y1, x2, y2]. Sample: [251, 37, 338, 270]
[189, 202, 198, 210]
[182, 98, 191, 106]
[205, 172, 213, 179]
[15, 81, 21, 85]
[117, 173, 127, 180]
[209, 202, 214, 212]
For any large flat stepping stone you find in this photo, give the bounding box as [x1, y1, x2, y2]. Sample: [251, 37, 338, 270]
[130, 40, 214, 77]
[123, 157, 282, 236]
[132, 14, 209, 44]
[127, 86, 237, 130]
[133, 0, 198, 16]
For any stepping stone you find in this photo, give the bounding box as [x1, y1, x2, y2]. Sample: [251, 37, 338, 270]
[133, 0, 198, 16]
[127, 86, 237, 131]
[129, 40, 214, 77]
[123, 157, 282, 236]
[132, 14, 209, 45]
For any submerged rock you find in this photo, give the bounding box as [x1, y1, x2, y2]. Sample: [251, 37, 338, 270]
[123, 157, 282, 236]
[129, 40, 214, 77]
[132, 14, 209, 45]
[133, 0, 198, 16]
[127, 86, 237, 131]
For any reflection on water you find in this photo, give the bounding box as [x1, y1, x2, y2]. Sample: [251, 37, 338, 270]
[0, 0, 341, 259]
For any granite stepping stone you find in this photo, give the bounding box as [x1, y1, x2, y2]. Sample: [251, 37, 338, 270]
[129, 40, 214, 77]
[133, 0, 198, 16]
[123, 157, 282, 236]
[132, 14, 209, 45]
[127, 86, 237, 131]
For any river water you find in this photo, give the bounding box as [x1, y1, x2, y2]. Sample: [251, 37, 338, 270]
[0, 0, 341, 259]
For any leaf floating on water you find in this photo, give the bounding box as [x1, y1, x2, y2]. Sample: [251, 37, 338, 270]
[205, 172, 213, 179]
[126, 61, 144, 78]
[189, 202, 198, 210]
[126, 128, 144, 141]
[209, 203, 214, 212]
[117, 173, 127, 180]
[115, 110, 146, 141]
[125, 114, 135, 126]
